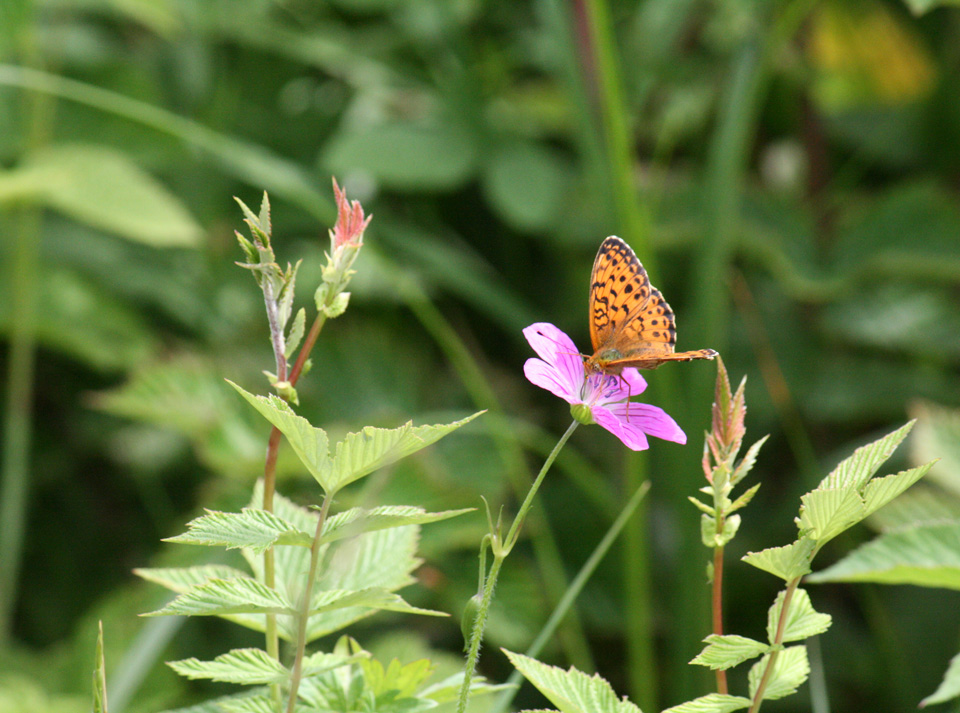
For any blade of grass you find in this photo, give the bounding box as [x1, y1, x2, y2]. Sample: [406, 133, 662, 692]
[0, 64, 333, 222]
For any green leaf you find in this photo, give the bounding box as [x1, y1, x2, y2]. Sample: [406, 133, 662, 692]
[806, 521, 960, 589]
[145, 577, 294, 617]
[861, 462, 935, 518]
[481, 140, 569, 232]
[502, 650, 643, 713]
[868, 484, 960, 531]
[322, 119, 478, 191]
[286, 307, 306, 360]
[93, 621, 107, 713]
[218, 695, 276, 713]
[419, 671, 512, 703]
[319, 505, 474, 545]
[912, 401, 960, 498]
[817, 422, 914, 491]
[228, 382, 332, 489]
[168, 649, 288, 685]
[306, 525, 425, 641]
[302, 650, 368, 679]
[661, 693, 752, 713]
[327, 412, 483, 492]
[309, 587, 446, 618]
[732, 436, 769, 486]
[0, 143, 203, 247]
[797, 487, 865, 544]
[134, 565, 252, 593]
[690, 635, 768, 670]
[766, 589, 831, 643]
[747, 646, 810, 701]
[701, 514, 740, 548]
[165, 508, 313, 553]
[742, 540, 815, 581]
[728, 483, 762, 515]
[921, 650, 960, 706]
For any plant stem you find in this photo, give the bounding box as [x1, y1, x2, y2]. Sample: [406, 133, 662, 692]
[489, 481, 651, 713]
[748, 578, 801, 713]
[456, 420, 579, 713]
[712, 540, 728, 694]
[286, 490, 334, 713]
[262, 311, 325, 710]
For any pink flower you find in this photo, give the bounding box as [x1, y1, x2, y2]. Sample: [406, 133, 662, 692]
[331, 178, 371, 248]
[523, 322, 686, 451]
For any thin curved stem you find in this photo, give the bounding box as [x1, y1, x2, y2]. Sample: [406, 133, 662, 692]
[456, 420, 580, 713]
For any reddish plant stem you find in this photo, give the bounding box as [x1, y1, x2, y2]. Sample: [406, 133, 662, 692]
[261, 311, 326, 707]
[712, 540, 728, 694]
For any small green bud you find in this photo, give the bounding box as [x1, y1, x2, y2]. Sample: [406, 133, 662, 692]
[461, 594, 483, 649]
[570, 403, 595, 426]
[323, 291, 350, 318]
[274, 380, 299, 405]
[314, 283, 330, 311]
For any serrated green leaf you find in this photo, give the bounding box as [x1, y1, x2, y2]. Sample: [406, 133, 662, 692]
[818, 422, 914, 491]
[861, 462, 935, 518]
[319, 505, 474, 544]
[747, 646, 810, 701]
[327, 412, 483, 492]
[798, 487, 865, 544]
[145, 577, 294, 617]
[691, 635, 768, 670]
[868, 484, 960, 531]
[306, 525, 424, 641]
[228, 382, 332, 489]
[661, 693, 752, 713]
[503, 650, 642, 713]
[921, 649, 960, 706]
[165, 508, 312, 553]
[807, 521, 960, 589]
[728, 483, 762, 514]
[218, 695, 276, 713]
[134, 565, 252, 593]
[168, 649, 288, 685]
[93, 621, 107, 713]
[156, 689, 270, 713]
[766, 589, 831, 643]
[742, 540, 815, 581]
[309, 587, 445, 618]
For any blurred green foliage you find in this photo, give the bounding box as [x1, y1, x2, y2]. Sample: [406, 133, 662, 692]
[3, 0, 960, 712]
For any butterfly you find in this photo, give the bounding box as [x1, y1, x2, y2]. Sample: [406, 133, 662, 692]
[583, 236, 717, 375]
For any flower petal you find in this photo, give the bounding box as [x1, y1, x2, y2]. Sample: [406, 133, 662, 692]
[591, 405, 650, 451]
[618, 368, 647, 397]
[605, 401, 687, 444]
[522, 323, 586, 395]
[524, 358, 579, 404]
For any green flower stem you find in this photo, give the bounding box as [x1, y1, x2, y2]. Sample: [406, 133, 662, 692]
[456, 420, 579, 713]
[489, 481, 651, 713]
[401, 276, 593, 670]
[748, 577, 801, 713]
[286, 489, 334, 713]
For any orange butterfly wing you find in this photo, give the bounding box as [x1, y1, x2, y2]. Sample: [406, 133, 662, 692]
[586, 236, 717, 372]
